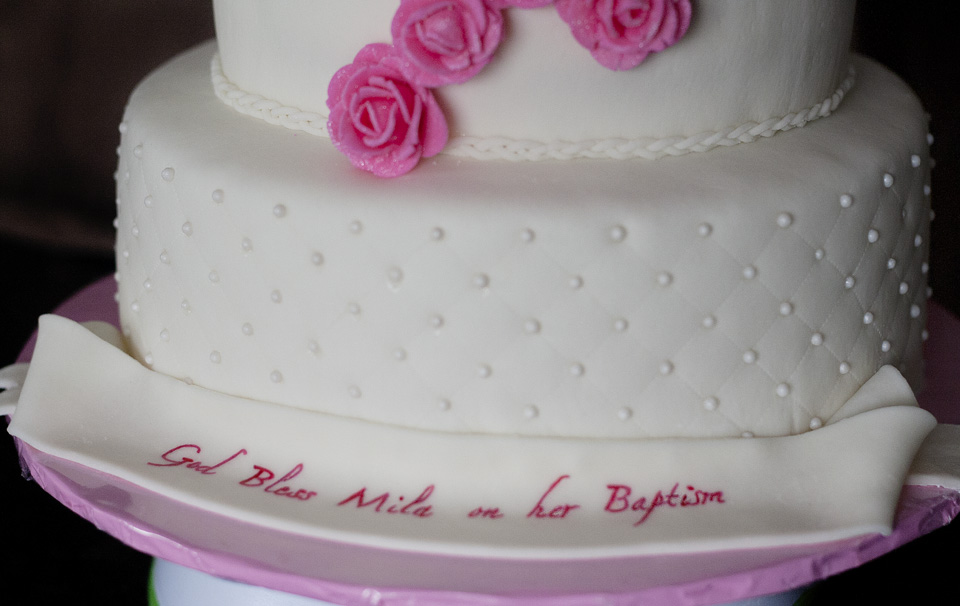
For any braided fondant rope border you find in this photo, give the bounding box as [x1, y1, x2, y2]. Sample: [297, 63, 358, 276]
[211, 54, 855, 162]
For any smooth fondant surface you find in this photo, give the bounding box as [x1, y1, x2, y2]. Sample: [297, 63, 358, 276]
[213, 0, 856, 143]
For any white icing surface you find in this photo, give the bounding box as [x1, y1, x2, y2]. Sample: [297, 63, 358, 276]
[213, 0, 856, 141]
[114, 44, 931, 440]
[5, 317, 938, 557]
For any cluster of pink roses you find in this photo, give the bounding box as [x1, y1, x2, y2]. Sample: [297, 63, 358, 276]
[327, 0, 692, 177]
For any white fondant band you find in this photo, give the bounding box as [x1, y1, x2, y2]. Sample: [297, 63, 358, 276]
[211, 53, 856, 162]
[7, 316, 937, 558]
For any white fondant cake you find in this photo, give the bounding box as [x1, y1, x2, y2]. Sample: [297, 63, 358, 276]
[9, 0, 945, 566]
[112, 0, 929, 441]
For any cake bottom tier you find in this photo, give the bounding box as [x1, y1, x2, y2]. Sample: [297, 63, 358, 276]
[115, 42, 931, 441]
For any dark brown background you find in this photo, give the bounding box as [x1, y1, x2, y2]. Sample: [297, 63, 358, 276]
[1, 2, 957, 603]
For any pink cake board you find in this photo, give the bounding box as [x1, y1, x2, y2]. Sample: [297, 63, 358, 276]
[8, 277, 960, 606]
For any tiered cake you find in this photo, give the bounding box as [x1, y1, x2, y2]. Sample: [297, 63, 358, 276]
[8, 0, 943, 565]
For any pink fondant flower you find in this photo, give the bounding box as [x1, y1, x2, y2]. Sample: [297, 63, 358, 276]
[392, 0, 505, 87]
[555, 0, 691, 71]
[327, 44, 448, 178]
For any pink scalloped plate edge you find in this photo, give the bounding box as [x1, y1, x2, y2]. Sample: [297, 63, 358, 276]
[9, 277, 960, 605]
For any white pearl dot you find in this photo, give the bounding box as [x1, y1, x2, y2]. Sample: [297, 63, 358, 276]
[617, 407, 633, 421]
[180, 300, 191, 313]
[349, 220, 363, 234]
[887, 258, 897, 270]
[308, 340, 321, 355]
[131, 225, 140, 237]
[133, 144, 143, 158]
[927, 133, 935, 145]
[844, 276, 856, 289]
[272, 204, 287, 218]
[658, 361, 674, 375]
[393, 348, 407, 361]
[922, 329, 929, 341]
[839, 362, 851, 375]
[839, 194, 853, 208]
[143, 279, 153, 290]
[349, 385, 362, 398]
[741, 431, 755, 439]
[241, 237, 253, 253]
[742, 350, 758, 364]
[242, 323, 254, 336]
[181, 222, 193, 236]
[569, 362, 585, 377]
[161, 167, 175, 182]
[742, 265, 757, 280]
[867, 229, 879, 243]
[143, 195, 154, 208]
[776, 383, 791, 398]
[144, 353, 154, 366]
[809, 417, 823, 430]
[524, 319, 541, 334]
[776, 212, 793, 228]
[209, 351, 222, 364]
[656, 271, 673, 287]
[159, 329, 170, 341]
[863, 312, 874, 324]
[271, 290, 283, 303]
[911, 154, 922, 168]
[610, 225, 627, 242]
[883, 173, 894, 188]
[118, 122, 128, 133]
[924, 184, 932, 196]
[779, 302, 794, 316]
[899, 282, 909, 295]
[387, 267, 404, 284]
[911, 304, 921, 318]
[614, 318, 629, 332]
[430, 227, 445, 241]
[881, 340, 891, 353]
[348, 301, 361, 315]
[811, 332, 824, 346]
[311, 252, 324, 266]
[914, 234, 923, 248]
[702, 315, 717, 329]
[814, 248, 825, 261]
[697, 223, 712, 237]
[521, 228, 535, 243]
[473, 273, 490, 289]
[703, 397, 719, 411]
[159, 250, 170, 264]
[569, 275, 584, 289]
[439, 398, 452, 411]
[478, 364, 492, 378]
[131, 300, 140, 313]
[922, 262, 929, 274]
[208, 270, 220, 283]
[523, 405, 539, 419]
[430, 314, 445, 329]
[212, 189, 224, 203]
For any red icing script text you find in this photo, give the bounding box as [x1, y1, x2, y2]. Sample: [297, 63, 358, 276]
[147, 444, 247, 475]
[527, 475, 580, 519]
[604, 482, 725, 526]
[337, 485, 435, 518]
[239, 464, 318, 501]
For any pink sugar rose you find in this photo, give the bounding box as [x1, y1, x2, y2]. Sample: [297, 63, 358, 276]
[327, 43, 448, 178]
[556, 0, 691, 71]
[392, 0, 504, 87]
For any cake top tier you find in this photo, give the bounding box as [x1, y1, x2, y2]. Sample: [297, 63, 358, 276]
[214, 0, 855, 148]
